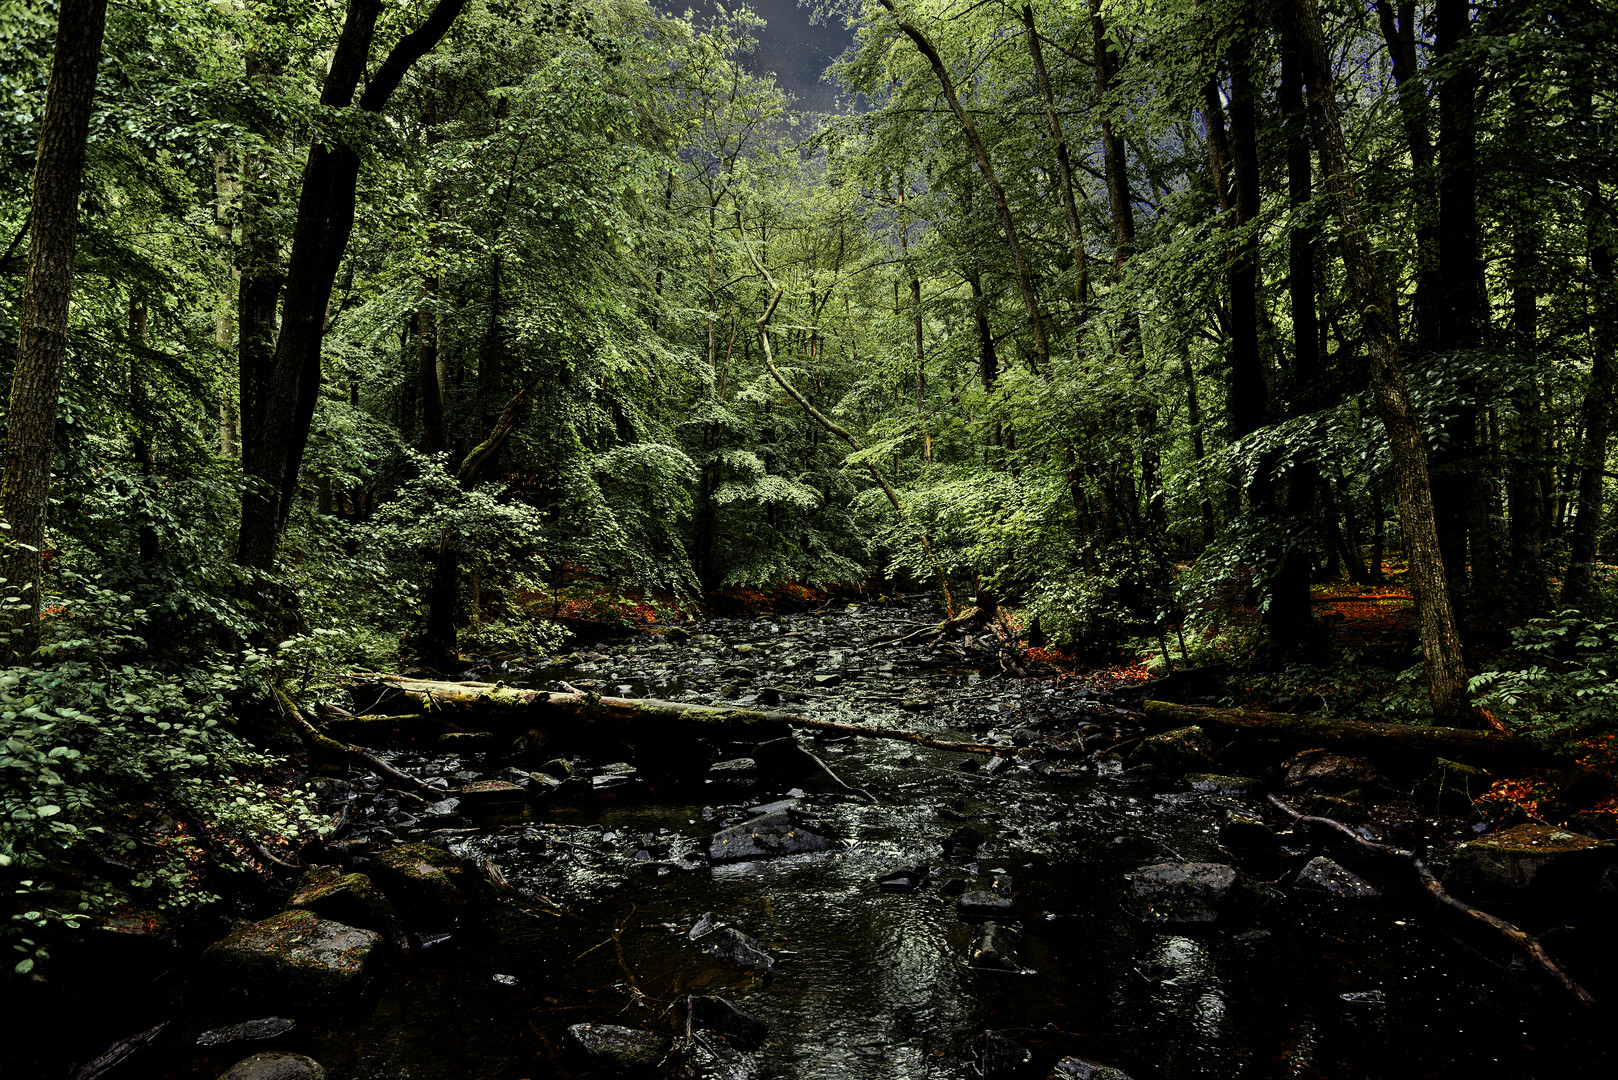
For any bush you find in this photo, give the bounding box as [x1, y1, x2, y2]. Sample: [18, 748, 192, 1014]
[1470, 610, 1618, 747]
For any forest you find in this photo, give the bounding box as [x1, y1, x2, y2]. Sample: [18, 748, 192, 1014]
[2, 0, 1617, 1076]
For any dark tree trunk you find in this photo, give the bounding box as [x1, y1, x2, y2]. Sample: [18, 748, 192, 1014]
[1374, 0, 1440, 350]
[1507, 222, 1549, 608]
[1022, 4, 1089, 317]
[1563, 214, 1616, 607]
[0, 0, 108, 656]
[128, 301, 160, 564]
[1286, 0, 1474, 726]
[236, 0, 468, 571]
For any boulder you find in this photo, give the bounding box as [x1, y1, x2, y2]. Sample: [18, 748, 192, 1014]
[1445, 823, 1615, 896]
[942, 826, 986, 859]
[1218, 812, 1276, 851]
[216, 1052, 325, 1080]
[683, 995, 768, 1051]
[286, 868, 400, 937]
[1053, 1057, 1135, 1080]
[969, 921, 1024, 973]
[876, 865, 928, 893]
[457, 779, 526, 805]
[1187, 774, 1264, 799]
[708, 810, 834, 864]
[1134, 726, 1217, 772]
[196, 1018, 296, 1047]
[1127, 862, 1240, 925]
[1292, 856, 1380, 900]
[204, 911, 381, 1002]
[706, 927, 775, 969]
[369, 843, 491, 926]
[1283, 750, 1384, 797]
[957, 891, 1018, 922]
[708, 758, 759, 784]
[565, 1023, 672, 1073]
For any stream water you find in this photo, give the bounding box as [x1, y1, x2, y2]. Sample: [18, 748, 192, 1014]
[44, 601, 1616, 1079]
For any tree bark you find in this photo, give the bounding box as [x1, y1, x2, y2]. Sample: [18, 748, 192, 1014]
[1022, 4, 1089, 318]
[236, 0, 468, 571]
[0, 0, 108, 656]
[1562, 211, 1616, 607]
[1285, 0, 1474, 726]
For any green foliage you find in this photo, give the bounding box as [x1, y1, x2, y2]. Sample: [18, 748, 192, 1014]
[1471, 611, 1618, 747]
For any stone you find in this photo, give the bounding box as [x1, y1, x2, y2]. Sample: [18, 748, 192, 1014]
[706, 927, 775, 969]
[683, 995, 769, 1051]
[195, 1018, 296, 1047]
[1186, 774, 1264, 799]
[936, 877, 967, 897]
[688, 912, 719, 940]
[1127, 862, 1240, 925]
[812, 673, 842, 687]
[286, 868, 399, 936]
[876, 865, 928, 892]
[1218, 813, 1276, 851]
[1134, 726, 1217, 772]
[957, 890, 1017, 922]
[203, 911, 381, 1002]
[970, 1030, 1032, 1078]
[565, 1023, 672, 1073]
[216, 1052, 325, 1080]
[708, 758, 759, 782]
[457, 779, 525, 805]
[1292, 856, 1380, 900]
[1415, 758, 1492, 814]
[369, 843, 491, 926]
[538, 758, 574, 779]
[1283, 750, 1384, 796]
[708, 809, 834, 864]
[942, 826, 986, 858]
[1053, 1056, 1135, 1080]
[1446, 823, 1615, 896]
[969, 921, 1024, 973]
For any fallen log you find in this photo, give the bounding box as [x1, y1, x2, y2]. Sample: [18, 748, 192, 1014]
[346, 675, 1013, 758]
[1142, 700, 1556, 769]
[1266, 794, 1595, 1009]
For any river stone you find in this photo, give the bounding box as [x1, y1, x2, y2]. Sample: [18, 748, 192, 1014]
[1187, 774, 1264, 799]
[1053, 1056, 1135, 1080]
[709, 758, 759, 782]
[1284, 750, 1384, 796]
[1218, 812, 1277, 851]
[958, 890, 1017, 922]
[457, 779, 525, 805]
[971, 1030, 1032, 1078]
[369, 843, 490, 925]
[204, 910, 381, 1002]
[877, 865, 928, 892]
[287, 867, 399, 934]
[196, 1017, 296, 1047]
[683, 994, 769, 1051]
[1445, 823, 1615, 895]
[1293, 856, 1381, 900]
[1128, 862, 1240, 925]
[565, 1023, 671, 1073]
[706, 926, 775, 969]
[942, 826, 986, 858]
[538, 757, 574, 779]
[216, 1052, 325, 1080]
[708, 809, 834, 863]
[969, 921, 1024, 973]
[1135, 726, 1217, 772]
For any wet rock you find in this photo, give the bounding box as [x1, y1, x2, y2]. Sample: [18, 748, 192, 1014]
[195, 1018, 296, 1047]
[204, 911, 381, 1002]
[1187, 774, 1264, 799]
[370, 843, 491, 926]
[216, 1052, 325, 1080]
[957, 891, 1017, 922]
[688, 912, 719, 940]
[663, 627, 692, 644]
[706, 927, 775, 969]
[457, 779, 525, 805]
[983, 756, 1014, 776]
[683, 994, 769, 1051]
[1414, 758, 1491, 814]
[709, 758, 759, 783]
[1127, 862, 1240, 925]
[1218, 812, 1277, 851]
[1299, 793, 1372, 824]
[565, 1023, 672, 1073]
[1052, 1056, 1135, 1080]
[877, 865, 929, 892]
[812, 673, 842, 688]
[970, 1030, 1033, 1078]
[538, 758, 574, 779]
[943, 826, 986, 859]
[936, 877, 967, 897]
[969, 921, 1024, 973]
[286, 867, 401, 937]
[1338, 990, 1386, 1009]
[1284, 750, 1384, 796]
[708, 809, 834, 864]
[1134, 726, 1217, 773]
[1292, 856, 1380, 900]
[1445, 823, 1615, 896]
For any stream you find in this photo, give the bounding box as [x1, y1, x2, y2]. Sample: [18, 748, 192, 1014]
[57, 600, 1617, 1079]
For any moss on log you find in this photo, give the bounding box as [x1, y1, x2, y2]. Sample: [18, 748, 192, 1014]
[1143, 700, 1556, 768]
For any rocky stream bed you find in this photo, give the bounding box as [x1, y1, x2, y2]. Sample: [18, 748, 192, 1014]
[24, 599, 1618, 1080]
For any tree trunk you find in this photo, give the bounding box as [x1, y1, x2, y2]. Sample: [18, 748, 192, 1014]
[1562, 212, 1616, 607]
[1022, 4, 1089, 319]
[1285, 0, 1474, 726]
[128, 301, 160, 563]
[0, 0, 108, 657]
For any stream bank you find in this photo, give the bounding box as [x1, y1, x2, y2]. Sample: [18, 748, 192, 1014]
[19, 599, 1618, 1080]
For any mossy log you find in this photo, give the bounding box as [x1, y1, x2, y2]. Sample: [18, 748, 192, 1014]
[1142, 700, 1557, 769]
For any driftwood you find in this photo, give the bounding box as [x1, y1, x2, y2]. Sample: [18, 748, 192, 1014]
[874, 592, 999, 647]
[275, 690, 440, 797]
[1266, 794, 1595, 1009]
[1143, 700, 1555, 769]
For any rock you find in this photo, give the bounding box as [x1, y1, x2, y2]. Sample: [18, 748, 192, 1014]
[1300, 793, 1372, 823]
[706, 927, 775, 969]
[1134, 726, 1217, 772]
[538, 758, 574, 779]
[369, 843, 491, 926]
[457, 779, 526, 805]
[1053, 1056, 1135, 1080]
[216, 1052, 325, 1080]
[708, 810, 834, 864]
[812, 673, 842, 687]
[969, 921, 1024, 972]
[876, 865, 928, 892]
[1415, 758, 1491, 814]
[1187, 773, 1264, 799]
[1338, 990, 1385, 1008]
[565, 1023, 672, 1073]
[1283, 750, 1384, 796]
[708, 758, 759, 783]
[1127, 862, 1240, 925]
[204, 911, 381, 1002]
[936, 877, 967, 897]
[1218, 813, 1277, 851]
[663, 626, 692, 643]
[195, 1018, 296, 1047]
[683, 995, 769, 1051]
[1445, 823, 1615, 896]
[286, 868, 400, 936]
[971, 1030, 1032, 1078]
[957, 890, 1017, 922]
[983, 756, 1014, 776]
[1292, 856, 1380, 900]
[688, 912, 719, 940]
[943, 826, 986, 858]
